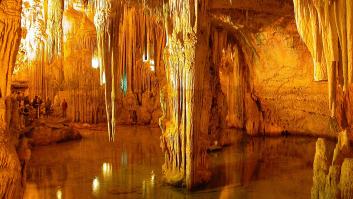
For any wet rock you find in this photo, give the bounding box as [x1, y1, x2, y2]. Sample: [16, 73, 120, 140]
[324, 165, 341, 199]
[340, 159, 353, 199]
[312, 138, 329, 199]
[332, 130, 351, 166]
[150, 109, 162, 127]
[0, 133, 23, 199]
[245, 93, 264, 136]
[136, 107, 152, 125]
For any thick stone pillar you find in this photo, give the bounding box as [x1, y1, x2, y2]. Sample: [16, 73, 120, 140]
[0, 0, 24, 198]
[0, 0, 22, 126]
[160, 0, 212, 189]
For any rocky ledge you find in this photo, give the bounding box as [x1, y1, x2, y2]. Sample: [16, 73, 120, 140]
[23, 118, 82, 146]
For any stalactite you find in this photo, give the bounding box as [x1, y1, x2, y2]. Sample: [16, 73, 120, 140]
[62, 7, 104, 124]
[94, 1, 166, 138]
[94, 0, 114, 140]
[293, 0, 353, 119]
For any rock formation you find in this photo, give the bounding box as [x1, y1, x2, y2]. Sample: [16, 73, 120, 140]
[23, 118, 82, 146]
[293, 0, 353, 128]
[0, 0, 25, 197]
[311, 131, 353, 199]
[2, 0, 353, 193]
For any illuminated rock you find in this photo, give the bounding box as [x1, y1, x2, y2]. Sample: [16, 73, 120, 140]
[340, 159, 353, 199]
[0, 0, 24, 197]
[311, 138, 329, 199]
[293, 0, 353, 124]
[24, 118, 82, 146]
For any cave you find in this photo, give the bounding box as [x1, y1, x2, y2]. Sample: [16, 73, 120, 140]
[1, 0, 353, 198]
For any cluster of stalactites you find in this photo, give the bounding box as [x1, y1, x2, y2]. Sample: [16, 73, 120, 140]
[293, 0, 353, 116]
[47, 0, 64, 62]
[63, 7, 96, 52]
[23, 0, 45, 60]
[94, 0, 166, 140]
[13, 0, 46, 77]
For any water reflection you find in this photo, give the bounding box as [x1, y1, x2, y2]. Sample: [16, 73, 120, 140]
[102, 162, 112, 179]
[25, 127, 319, 199]
[92, 177, 100, 195]
[56, 188, 62, 199]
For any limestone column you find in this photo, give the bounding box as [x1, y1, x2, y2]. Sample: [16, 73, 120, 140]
[0, 0, 22, 128]
[160, 0, 212, 189]
[0, 0, 24, 198]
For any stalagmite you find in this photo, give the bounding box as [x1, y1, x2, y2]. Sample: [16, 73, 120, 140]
[311, 138, 329, 199]
[158, 0, 221, 189]
[340, 159, 353, 199]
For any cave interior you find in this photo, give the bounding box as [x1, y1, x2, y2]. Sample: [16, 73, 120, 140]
[1, 0, 353, 198]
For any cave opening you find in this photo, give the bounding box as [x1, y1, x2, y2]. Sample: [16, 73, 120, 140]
[1, 0, 353, 198]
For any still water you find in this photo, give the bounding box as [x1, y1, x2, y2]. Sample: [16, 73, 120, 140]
[24, 127, 321, 199]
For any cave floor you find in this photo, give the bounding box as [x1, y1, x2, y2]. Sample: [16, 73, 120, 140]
[24, 127, 328, 199]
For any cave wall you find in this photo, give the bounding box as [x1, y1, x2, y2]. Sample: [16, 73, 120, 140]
[61, 7, 106, 124]
[252, 18, 331, 136]
[210, 5, 333, 136]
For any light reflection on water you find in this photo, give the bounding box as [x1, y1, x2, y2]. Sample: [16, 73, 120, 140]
[25, 127, 320, 199]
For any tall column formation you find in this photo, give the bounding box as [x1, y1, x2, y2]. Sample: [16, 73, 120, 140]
[293, 0, 353, 122]
[160, 0, 213, 189]
[0, 0, 22, 129]
[0, 0, 24, 198]
[0, 0, 22, 108]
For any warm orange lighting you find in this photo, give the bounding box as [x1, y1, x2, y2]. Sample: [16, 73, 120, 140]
[102, 162, 112, 178]
[92, 177, 100, 193]
[92, 57, 99, 69]
[101, 72, 106, 85]
[149, 60, 155, 72]
[56, 188, 62, 199]
[151, 170, 155, 185]
[63, 16, 72, 42]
